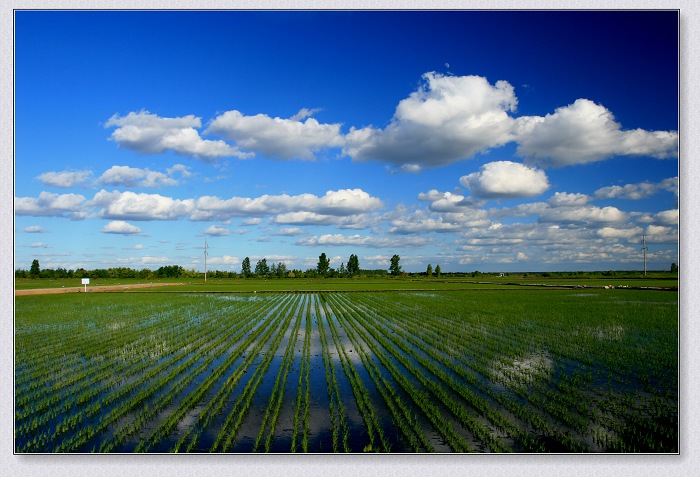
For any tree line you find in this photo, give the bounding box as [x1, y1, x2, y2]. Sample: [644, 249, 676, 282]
[15, 254, 418, 280]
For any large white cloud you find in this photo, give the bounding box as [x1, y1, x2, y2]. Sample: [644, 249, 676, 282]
[344, 72, 517, 168]
[460, 161, 549, 199]
[105, 110, 250, 161]
[37, 170, 92, 188]
[515, 99, 678, 166]
[206, 109, 344, 160]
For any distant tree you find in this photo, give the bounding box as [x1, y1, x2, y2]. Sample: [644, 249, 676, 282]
[254, 258, 269, 277]
[338, 262, 347, 278]
[241, 257, 252, 277]
[426, 263, 433, 277]
[435, 264, 441, 278]
[30, 259, 40, 278]
[671, 262, 678, 273]
[276, 262, 287, 278]
[347, 254, 360, 277]
[389, 254, 402, 276]
[317, 252, 330, 276]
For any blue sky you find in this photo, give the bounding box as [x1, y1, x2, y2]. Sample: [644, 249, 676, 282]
[14, 10, 679, 273]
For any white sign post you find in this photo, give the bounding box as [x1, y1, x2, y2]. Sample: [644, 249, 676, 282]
[82, 278, 90, 292]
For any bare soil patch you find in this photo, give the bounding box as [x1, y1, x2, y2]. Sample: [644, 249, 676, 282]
[15, 282, 184, 296]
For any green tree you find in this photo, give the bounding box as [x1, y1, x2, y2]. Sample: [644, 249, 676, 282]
[426, 263, 433, 277]
[435, 264, 441, 278]
[30, 259, 40, 278]
[347, 254, 360, 277]
[317, 252, 330, 276]
[254, 258, 269, 277]
[241, 257, 252, 277]
[389, 254, 401, 276]
[671, 262, 678, 273]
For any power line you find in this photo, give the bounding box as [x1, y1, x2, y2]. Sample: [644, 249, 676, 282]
[641, 234, 648, 277]
[204, 238, 208, 282]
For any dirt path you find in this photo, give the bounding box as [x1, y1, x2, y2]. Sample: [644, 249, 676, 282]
[15, 282, 184, 296]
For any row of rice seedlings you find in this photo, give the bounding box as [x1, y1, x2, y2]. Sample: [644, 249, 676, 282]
[15, 300, 229, 452]
[15, 297, 188, 397]
[363, 292, 676, 452]
[15, 303, 203, 439]
[324, 293, 432, 452]
[336, 293, 507, 452]
[253, 295, 306, 452]
[166, 296, 287, 452]
[52, 299, 262, 453]
[356, 293, 592, 451]
[99, 295, 275, 452]
[291, 298, 312, 452]
[348, 293, 532, 452]
[209, 294, 302, 452]
[314, 295, 349, 452]
[326, 294, 471, 452]
[317, 294, 390, 452]
[138, 293, 291, 452]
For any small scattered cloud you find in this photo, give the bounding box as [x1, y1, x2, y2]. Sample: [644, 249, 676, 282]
[101, 220, 143, 235]
[98, 165, 178, 188]
[37, 169, 92, 188]
[15, 191, 87, 219]
[594, 177, 678, 200]
[23, 225, 48, 233]
[203, 225, 231, 236]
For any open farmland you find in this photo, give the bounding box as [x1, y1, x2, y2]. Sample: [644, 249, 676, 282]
[14, 288, 678, 453]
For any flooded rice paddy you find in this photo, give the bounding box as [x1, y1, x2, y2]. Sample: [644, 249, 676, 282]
[15, 289, 678, 453]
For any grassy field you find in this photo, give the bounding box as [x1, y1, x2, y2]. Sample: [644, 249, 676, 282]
[14, 285, 678, 453]
[14, 275, 678, 292]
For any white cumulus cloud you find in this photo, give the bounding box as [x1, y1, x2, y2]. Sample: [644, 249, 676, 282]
[344, 72, 517, 168]
[460, 161, 549, 199]
[515, 99, 678, 166]
[105, 110, 250, 161]
[206, 109, 343, 160]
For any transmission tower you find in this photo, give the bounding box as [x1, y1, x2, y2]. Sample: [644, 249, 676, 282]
[204, 238, 209, 282]
[641, 234, 648, 277]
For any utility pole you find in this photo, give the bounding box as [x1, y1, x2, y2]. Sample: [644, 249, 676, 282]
[641, 234, 648, 277]
[204, 238, 208, 282]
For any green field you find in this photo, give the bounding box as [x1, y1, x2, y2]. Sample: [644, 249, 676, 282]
[15, 275, 678, 292]
[14, 286, 678, 453]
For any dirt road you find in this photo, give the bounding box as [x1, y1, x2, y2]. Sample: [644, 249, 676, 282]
[15, 282, 184, 296]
